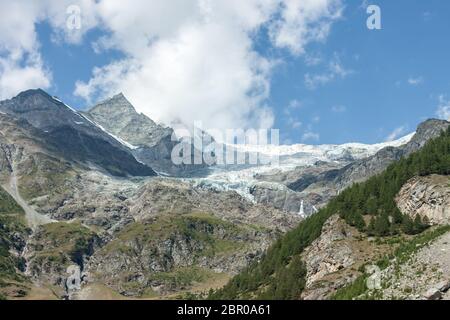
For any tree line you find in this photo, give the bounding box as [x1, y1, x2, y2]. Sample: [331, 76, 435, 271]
[209, 126, 450, 300]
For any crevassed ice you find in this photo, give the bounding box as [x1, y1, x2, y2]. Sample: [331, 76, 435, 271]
[192, 132, 415, 203]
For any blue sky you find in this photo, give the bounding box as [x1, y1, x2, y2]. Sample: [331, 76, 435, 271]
[266, 0, 450, 144]
[2, 0, 450, 145]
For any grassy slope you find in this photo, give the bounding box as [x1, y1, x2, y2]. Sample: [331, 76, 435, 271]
[95, 212, 262, 297]
[30, 222, 97, 267]
[331, 225, 450, 300]
[0, 186, 29, 299]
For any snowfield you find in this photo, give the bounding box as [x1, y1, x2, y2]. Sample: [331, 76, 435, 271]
[189, 133, 415, 202]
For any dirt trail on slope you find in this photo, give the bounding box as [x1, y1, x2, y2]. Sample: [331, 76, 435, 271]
[2, 171, 54, 230]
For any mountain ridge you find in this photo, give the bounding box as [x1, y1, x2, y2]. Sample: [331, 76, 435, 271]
[1, 88, 448, 300]
[0, 89, 156, 177]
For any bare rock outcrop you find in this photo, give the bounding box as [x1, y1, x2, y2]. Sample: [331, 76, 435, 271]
[302, 215, 355, 289]
[396, 175, 450, 225]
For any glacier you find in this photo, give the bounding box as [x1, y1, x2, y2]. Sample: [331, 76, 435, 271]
[188, 132, 415, 204]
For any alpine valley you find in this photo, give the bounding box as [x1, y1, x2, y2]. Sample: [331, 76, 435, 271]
[0, 89, 448, 300]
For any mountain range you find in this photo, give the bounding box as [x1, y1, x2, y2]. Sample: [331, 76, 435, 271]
[0, 89, 448, 300]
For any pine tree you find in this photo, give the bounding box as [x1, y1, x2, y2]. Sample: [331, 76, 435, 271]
[374, 214, 390, 236]
[402, 215, 415, 235]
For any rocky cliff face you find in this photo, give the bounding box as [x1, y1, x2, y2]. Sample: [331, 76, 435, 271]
[299, 174, 450, 300]
[1, 89, 448, 300]
[302, 215, 355, 288]
[364, 229, 450, 300]
[129, 179, 299, 232]
[332, 119, 450, 190]
[24, 222, 99, 298]
[0, 90, 156, 177]
[396, 175, 450, 225]
[299, 214, 392, 300]
[85, 94, 210, 176]
[288, 119, 450, 197]
[86, 93, 172, 148]
[87, 213, 274, 296]
[0, 113, 79, 200]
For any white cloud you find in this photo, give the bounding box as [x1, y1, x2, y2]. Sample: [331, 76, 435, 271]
[287, 117, 302, 129]
[304, 73, 333, 90]
[304, 53, 353, 89]
[288, 99, 303, 109]
[73, 0, 344, 131]
[304, 52, 323, 66]
[0, 53, 52, 99]
[331, 105, 346, 113]
[283, 99, 303, 116]
[359, 0, 370, 10]
[407, 76, 424, 86]
[302, 131, 320, 142]
[291, 121, 302, 129]
[283, 99, 304, 129]
[385, 126, 407, 142]
[0, 0, 344, 132]
[0, 1, 50, 99]
[436, 95, 450, 121]
[0, 0, 99, 99]
[269, 0, 343, 55]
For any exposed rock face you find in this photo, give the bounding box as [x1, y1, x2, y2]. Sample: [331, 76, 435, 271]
[302, 215, 355, 288]
[288, 119, 449, 196]
[86, 94, 172, 148]
[396, 175, 450, 225]
[24, 222, 100, 298]
[371, 230, 450, 300]
[0, 113, 79, 201]
[87, 213, 273, 296]
[133, 180, 300, 233]
[333, 119, 450, 190]
[402, 119, 450, 156]
[0, 90, 156, 177]
[85, 93, 210, 176]
[250, 182, 324, 216]
[2, 90, 448, 300]
[249, 162, 342, 215]
[17, 170, 298, 298]
[297, 174, 450, 301]
[299, 214, 399, 300]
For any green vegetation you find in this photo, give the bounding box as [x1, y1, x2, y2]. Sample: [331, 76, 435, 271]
[32, 222, 97, 266]
[17, 153, 75, 200]
[98, 213, 252, 297]
[103, 212, 247, 259]
[0, 187, 24, 215]
[391, 225, 450, 265]
[0, 186, 29, 299]
[332, 225, 450, 300]
[148, 267, 215, 289]
[258, 256, 307, 300]
[210, 127, 450, 300]
[331, 274, 368, 300]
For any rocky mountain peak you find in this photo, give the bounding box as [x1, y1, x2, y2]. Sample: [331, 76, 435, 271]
[416, 118, 449, 131]
[92, 92, 138, 117]
[86, 94, 167, 147]
[0, 89, 157, 177]
[16, 88, 50, 99]
[403, 119, 450, 156]
[2, 89, 58, 112]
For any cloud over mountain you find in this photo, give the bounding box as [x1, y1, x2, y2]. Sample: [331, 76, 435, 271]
[0, 0, 343, 130]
